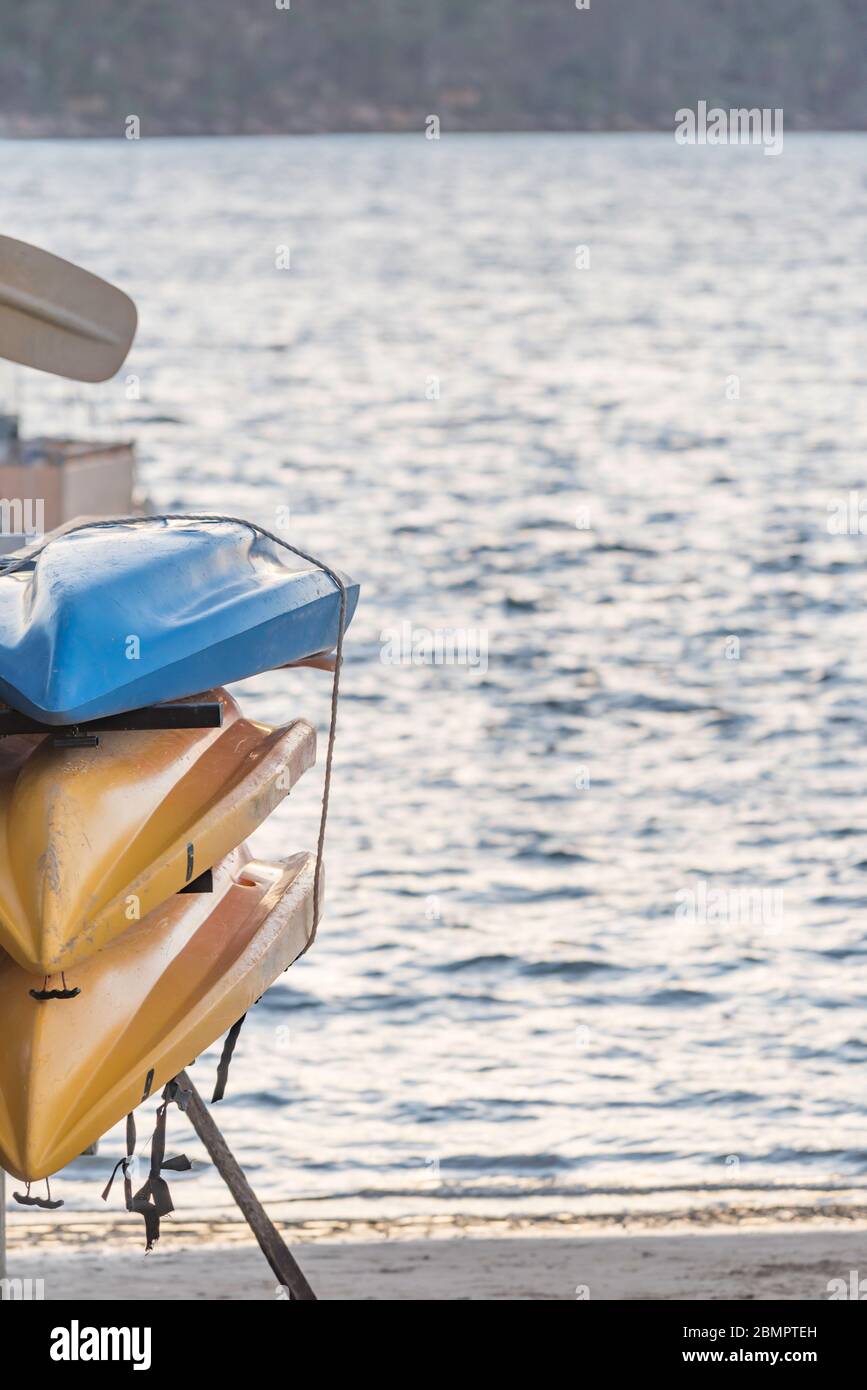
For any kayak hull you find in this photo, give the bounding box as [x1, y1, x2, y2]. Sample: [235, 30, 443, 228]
[0, 517, 359, 724]
[0, 688, 315, 973]
[0, 848, 319, 1182]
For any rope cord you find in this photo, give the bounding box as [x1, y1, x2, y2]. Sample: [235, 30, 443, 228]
[1, 512, 347, 940]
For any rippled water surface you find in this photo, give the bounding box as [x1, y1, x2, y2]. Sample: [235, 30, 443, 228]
[5, 133, 867, 1221]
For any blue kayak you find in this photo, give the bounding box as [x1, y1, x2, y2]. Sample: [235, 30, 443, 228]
[0, 517, 359, 725]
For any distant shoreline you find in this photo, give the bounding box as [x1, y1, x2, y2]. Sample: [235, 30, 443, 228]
[1, 117, 864, 140]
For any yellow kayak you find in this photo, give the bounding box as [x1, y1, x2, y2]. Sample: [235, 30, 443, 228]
[0, 845, 318, 1181]
[0, 689, 315, 974]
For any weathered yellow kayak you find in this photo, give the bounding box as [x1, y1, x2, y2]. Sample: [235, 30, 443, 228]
[0, 688, 315, 974]
[0, 846, 318, 1181]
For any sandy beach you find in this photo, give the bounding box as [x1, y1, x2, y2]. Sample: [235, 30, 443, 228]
[6, 1217, 867, 1300]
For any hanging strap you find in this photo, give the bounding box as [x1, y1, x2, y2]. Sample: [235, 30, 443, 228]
[211, 1014, 246, 1103]
[101, 1110, 138, 1203]
[101, 1084, 192, 1251]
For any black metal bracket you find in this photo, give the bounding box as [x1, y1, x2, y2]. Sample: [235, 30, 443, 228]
[0, 700, 224, 745]
[178, 868, 214, 894]
[50, 732, 100, 749]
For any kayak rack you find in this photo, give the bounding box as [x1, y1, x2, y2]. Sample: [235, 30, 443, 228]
[0, 699, 223, 748]
[0, 514, 351, 1300]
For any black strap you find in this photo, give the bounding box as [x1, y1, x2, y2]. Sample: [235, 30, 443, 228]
[212, 1015, 246, 1102]
[101, 1111, 138, 1203]
[101, 1086, 192, 1251]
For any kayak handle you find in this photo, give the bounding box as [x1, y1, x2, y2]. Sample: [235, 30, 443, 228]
[29, 971, 81, 1001]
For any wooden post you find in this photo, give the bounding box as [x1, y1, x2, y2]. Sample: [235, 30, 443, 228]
[176, 1071, 316, 1301]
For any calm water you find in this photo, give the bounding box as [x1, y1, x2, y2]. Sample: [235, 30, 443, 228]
[5, 133, 867, 1225]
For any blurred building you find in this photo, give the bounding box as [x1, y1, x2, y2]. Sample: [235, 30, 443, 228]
[0, 413, 136, 553]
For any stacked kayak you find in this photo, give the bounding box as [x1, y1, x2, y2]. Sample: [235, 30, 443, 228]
[0, 849, 317, 1180]
[0, 689, 315, 974]
[0, 515, 358, 1191]
[0, 516, 359, 724]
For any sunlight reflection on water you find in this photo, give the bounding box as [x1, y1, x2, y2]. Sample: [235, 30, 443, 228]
[4, 132, 867, 1218]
